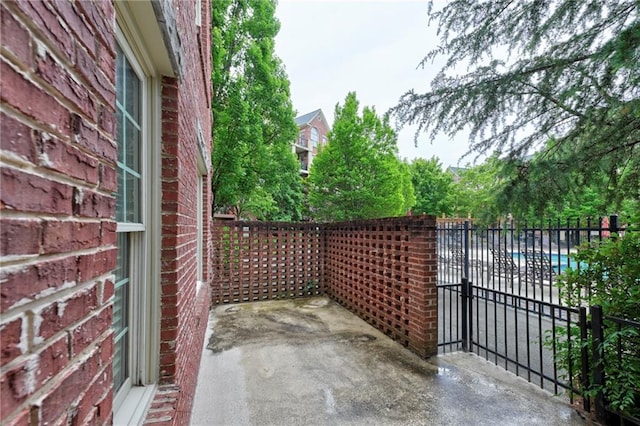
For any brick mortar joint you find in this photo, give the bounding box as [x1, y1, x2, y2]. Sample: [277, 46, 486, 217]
[2, 49, 115, 135]
[3, 330, 112, 414]
[0, 274, 113, 323]
[0, 246, 115, 274]
[1, 161, 116, 201]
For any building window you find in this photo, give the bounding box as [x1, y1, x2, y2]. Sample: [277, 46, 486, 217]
[196, 175, 204, 292]
[322, 135, 327, 146]
[310, 127, 319, 147]
[195, 122, 208, 292]
[113, 26, 159, 423]
[113, 232, 130, 390]
[113, 0, 177, 421]
[115, 41, 145, 395]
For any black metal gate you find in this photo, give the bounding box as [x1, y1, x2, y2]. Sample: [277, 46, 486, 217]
[436, 216, 639, 423]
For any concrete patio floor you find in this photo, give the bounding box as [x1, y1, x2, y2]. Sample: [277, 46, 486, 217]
[192, 297, 587, 426]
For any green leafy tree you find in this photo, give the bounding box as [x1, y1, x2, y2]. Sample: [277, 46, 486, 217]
[392, 1, 639, 211]
[212, 0, 303, 220]
[307, 92, 415, 221]
[409, 157, 456, 216]
[399, 160, 417, 216]
[452, 155, 509, 223]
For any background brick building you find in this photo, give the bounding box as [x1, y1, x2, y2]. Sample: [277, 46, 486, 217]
[1, 1, 213, 424]
[292, 109, 329, 177]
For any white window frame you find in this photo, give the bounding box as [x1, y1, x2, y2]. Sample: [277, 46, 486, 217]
[113, 14, 161, 425]
[195, 124, 208, 294]
[195, 0, 202, 27]
[196, 175, 204, 293]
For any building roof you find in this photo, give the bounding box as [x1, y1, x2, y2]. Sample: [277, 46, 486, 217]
[294, 109, 322, 126]
[294, 109, 329, 132]
[446, 166, 467, 183]
[446, 166, 467, 176]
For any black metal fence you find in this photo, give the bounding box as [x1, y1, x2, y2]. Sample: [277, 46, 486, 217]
[436, 216, 638, 423]
[589, 306, 640, 424]
[437, 216, 622, 305]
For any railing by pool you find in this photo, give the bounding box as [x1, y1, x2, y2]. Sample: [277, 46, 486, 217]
[436, 215, 625, 305]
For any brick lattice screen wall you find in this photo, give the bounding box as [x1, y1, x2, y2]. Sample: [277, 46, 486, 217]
[325, 217, 437, 358]
[211, 216, 437, 358]
[212, 222, 325, 304]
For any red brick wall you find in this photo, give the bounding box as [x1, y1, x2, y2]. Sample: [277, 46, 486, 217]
[154, 1, 213, 424]
[1, 0, 213, 425]
[297, 111, 329, 154]
[211, 217, 438, 358]
[325, 217, 438, 358]
[1, 1, 117, 424]
[309, 112, 329, 155]
[211, 222, 325, 304]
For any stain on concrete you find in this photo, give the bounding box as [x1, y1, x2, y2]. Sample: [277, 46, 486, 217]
[207, 298, 379, 354]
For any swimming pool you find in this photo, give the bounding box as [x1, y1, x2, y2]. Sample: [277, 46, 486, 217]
[511, 252, 582, 274]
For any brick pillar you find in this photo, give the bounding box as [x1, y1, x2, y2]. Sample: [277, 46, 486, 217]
[406, 216, 438, 358]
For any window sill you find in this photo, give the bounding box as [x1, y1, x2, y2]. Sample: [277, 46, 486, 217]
[113, 384, 157, 425]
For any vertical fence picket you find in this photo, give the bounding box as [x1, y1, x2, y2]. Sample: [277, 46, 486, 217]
[591, 305, 606, 422]
[579, 307, 590, 413]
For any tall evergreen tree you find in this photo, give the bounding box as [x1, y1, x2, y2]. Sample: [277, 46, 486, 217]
[307, 92, 415, 221]
[392, 1, 639, 211]
[212, 0, 303, 220]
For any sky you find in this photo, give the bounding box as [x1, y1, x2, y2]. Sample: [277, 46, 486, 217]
[274, 0, 478, 168]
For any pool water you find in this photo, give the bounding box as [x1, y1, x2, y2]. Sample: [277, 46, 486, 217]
[511, 252, 582, 274]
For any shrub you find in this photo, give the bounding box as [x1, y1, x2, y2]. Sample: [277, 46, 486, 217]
[549, 230, 640, 418]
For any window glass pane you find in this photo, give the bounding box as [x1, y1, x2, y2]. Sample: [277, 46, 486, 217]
[114, 233, 130, 392]
[125, 172, 140, 223]
[116, 45, 142, 225]
[125, 119, 140, 174]
[116, 168, 124, 222]
[113, 336, 127, 391]
[113, 280, 129, 334]
[115, 232, 128, 286]
[117, 109, 124, 164]
[125, 60, 140, 122]
[116, 45, 124, 105]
